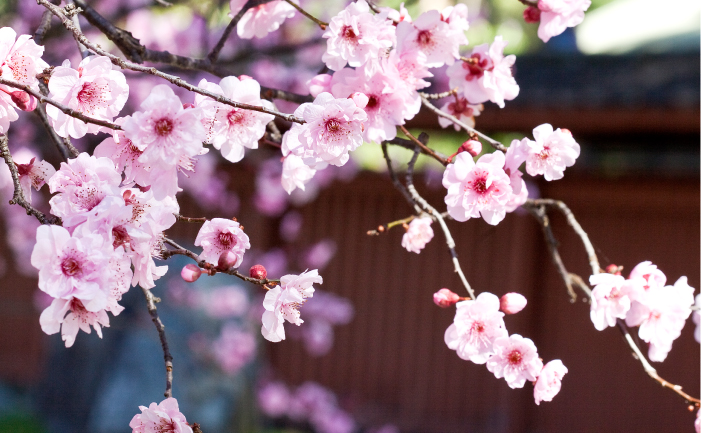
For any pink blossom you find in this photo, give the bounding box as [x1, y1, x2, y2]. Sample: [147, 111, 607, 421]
[15, 157, 55, 203]
[387, 49, 433, 91]
[39, 297, 110, 348]
[331, 66, 419, 143]
[47, 56, 128, 138]
[503, 138, 528, 195]
[381, 3, 412, 24]
[446, 36, 519, 108]
[281, 154, 317, 194]
[626, 276, 694, 362]
[693, 294, 700, 344]
[303, 239, 337, 270]
[257, 381, 291, 418]
[129, 397, 193, 433]
[500, 293, 527, 314]
[589, 273, 631, 331]
[396, 8, 467, 67]
[523, 124, 580, 181]
[625, 260, 667, 305]
[0, 27, 48, 133]
[282, 92, 367, 166]
[261, 269, 322, 342]
[308, 74, 333, 97]
[486, 334, 543, 388]
[194, 218, 250, 266]
[322, 0, 395, 71]
[537, 0, 591, 43]
[48, 153, 122, 230]
[181, 264, 201, 283]
[122, 85, 206, 200]
[444, 292, 508, 364]
[504, 179, 529, 212]
[230, 0, 296, 39]
[442, 151, 513, 225]
[438, 97, 482, 131]
[533, 359, 568, 404]
[401, 216, 434, 254]
[211, 323, 256, 374]
[195, 76, 275, 162]
[94, 116, 151, 187]
[696, 409, 700, 433]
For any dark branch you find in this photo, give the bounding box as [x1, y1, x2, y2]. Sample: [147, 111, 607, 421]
[140, 285, 174, 398]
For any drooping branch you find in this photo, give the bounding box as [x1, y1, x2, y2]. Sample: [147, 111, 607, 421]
[0, 135, 61, 225]
[37, 0, 305, 124]
[140, 284, 174, 398]
[380, 142, 420, 210]
[420, 95, 508, 153]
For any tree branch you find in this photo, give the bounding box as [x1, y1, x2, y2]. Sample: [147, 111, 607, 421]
[140, 284, 174, 398]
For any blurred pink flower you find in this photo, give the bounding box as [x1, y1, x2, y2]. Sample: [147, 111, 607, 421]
[401, 216, 434, 254]
[533, 359, 568, 404]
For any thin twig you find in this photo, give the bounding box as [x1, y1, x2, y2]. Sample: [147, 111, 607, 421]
[140, 284, 174, 398]
[64, 1, 90, 58]
[419, 88, 458, 100]
[37, 0, 305, 124]
[399, 125, 447, 166]
[380, 142, 419, 210]
[404, 146, 475, 298]
[283, 0, 328, 29]
[207, 0, 271, 63]
[421, 95, 507, 152]
[174, 214, 207, 223]
[0, 135, 61, 225]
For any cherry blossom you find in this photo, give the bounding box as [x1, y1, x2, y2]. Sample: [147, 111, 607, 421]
[500, 293, 527, 314]
[401, 216, 434, 254]
[307, 74, 333, 97]
[258, 381, 292, 418]
[48, 153, 122, 230]
[536, 0, 591, 43]
[261, 269, 322, 342]
[122, 85, 206, 200]
[438, 97, 482, 131]
[442, 151, 513, 225]
[129, 397, 193, 433]
[386, 49, 433, 92]
[230, 0, 296, 39]
[94, 116, 151, 187]
[434, 288, 461, 308]
[486, 334, 543, 388]
[331, 66, 419, 143]
[281, 154, 317, 194]
[503, 138, 528, 194]
[444, 292, 508, 364]
[15, 157, 55, 203]
[589, 273, 631, 331]
[282, 92, 367, 166]
[625, 260, 667, 305]
[381, 3, 412, 24]
[47, 56, 128, 138]
[533, 359, 568, 404]
[625, 276, 694, 362]
[195, 76, 275, 163]
[40, 297, 111, 348]
[0, 27, 48, 133]
[396, 8, 467, 67]
[522, 124, 580, 181]
[446, 36, 519, 108]
[211, 323, 256, 375]
[322, 0, 395, 71]
[194, 218, 250, 266]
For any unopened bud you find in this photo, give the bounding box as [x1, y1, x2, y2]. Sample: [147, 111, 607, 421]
[250, 264, 267, 280]
[605, 264, 622, 275]
[433, 288, 460, 308]
[459, 140, 482, 157]
[523, 6, 541, 23]
[181, 264, 202, 282]
[500, 292, 527, 314]
[217, 251, 237, 271]
[10, 91, 37, 112]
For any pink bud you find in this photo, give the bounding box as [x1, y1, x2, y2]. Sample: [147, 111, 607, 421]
[433, 288, 460, 308]
[181, 264, 202, 282]
[605, 264, 622, 275]
[249, 264, 267, 280]
[350, 92, 369, 109]
[182, 103, 195, 109]
[10, 91, 37, 112]
[523, 6, 541, 23]
[306, 74, 332, 97]
[459, 140, 482, 157]
[500, 293, 527, 314]
[217, 251, 237, 271]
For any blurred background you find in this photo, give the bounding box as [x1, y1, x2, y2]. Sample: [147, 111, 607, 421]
[0, 0, 698, 432]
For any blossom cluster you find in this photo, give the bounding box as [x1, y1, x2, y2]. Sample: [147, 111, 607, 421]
[589, 261, 695, 362]
[130, 398, 193, 433]
[444, 292, 567, 404]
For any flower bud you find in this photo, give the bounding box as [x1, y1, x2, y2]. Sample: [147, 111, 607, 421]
[459, 140, 482, 157]
[523, 6, 541, 23]
[500, 292, 527, 314]
[433, 288, 460, 308]
[217, 251, 237, 271]
[605, 264, 622, 275]
[181, 264, 202, 282]
[250, 264, 267, 280]
[10, 91, 37, 112]
[307, 74, 332, 97]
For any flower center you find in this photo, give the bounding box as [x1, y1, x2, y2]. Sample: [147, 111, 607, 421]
[61, 257, 82, 277]
[341, 25, 357, 42]
[69, 298, 87, 313]
[462, 54, 492, 80]
[154, 118, 174, 136]
[472, 177, 488, 194]
[326, 119, 341, 132]
[417, 30, 433, 47]
[507, 350, 522, 365]
[448, 98, 471, 116]
[77, 82, 104, 113]
[218, 231, 236, 249]
[366, 95, 379, 109]
[227, 109, 246, 125]
[112, 226, 130, 249]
